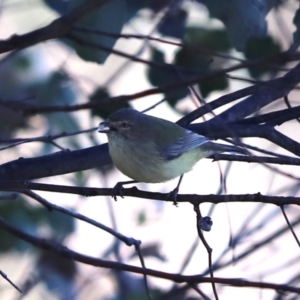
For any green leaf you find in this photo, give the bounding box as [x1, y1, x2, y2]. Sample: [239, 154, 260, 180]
[199, 76, 229, 98]
[66, 0, 127, 64]
[43, 0, 68, 14]
[158, 9, 187, 39]
[197, 0, 275, 51]
[183, 27, 231, 52]
[293, 6, 300, 48]
[175, 28, 231, 71]
[245, 36, 281, 78]
[0, 197, 75, 253]
[136, 210, 147, 226]
[32, 72, 76, 105]
[37, 250, 77, 298]
[90, 88, 131, 120]
[147, 47, 166, 86]
[43, 0, 158, 64]
[147, 47, 189, 108]
[173, 28, 230, 97]
[29, 71, 82, 150]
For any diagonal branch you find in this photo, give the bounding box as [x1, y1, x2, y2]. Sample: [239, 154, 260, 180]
[208, 62, 300, 124]
[0, 0, 111, 54]
[0, 215, 299, 294]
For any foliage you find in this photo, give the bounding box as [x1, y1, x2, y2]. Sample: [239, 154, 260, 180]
[0, 0, 300, 299]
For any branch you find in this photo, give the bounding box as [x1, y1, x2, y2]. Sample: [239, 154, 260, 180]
[208, 62, 300, 124]
[236, 105, 300, 126]
[0, 269, 22, 293]
[0, 144, 111, 181]
[178, 84, 262, 127]
[0, 0, 111, 54]
[0, 142, 298, 181]
[209, 215, 300, 273]
[0, 62, 281, 115]
[1, 181, 300, 205]
[189, 123, 300, 156]
[211, 153, 300, 166]
[23, 190, 140, 247]
[0, 215, 299, 294]
[0, 127, 96, 150]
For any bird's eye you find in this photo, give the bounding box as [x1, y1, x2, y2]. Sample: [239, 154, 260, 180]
[121, 122, 129, 129]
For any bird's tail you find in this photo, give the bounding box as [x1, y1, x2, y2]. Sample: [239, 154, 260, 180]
[202, 142, 248, 156]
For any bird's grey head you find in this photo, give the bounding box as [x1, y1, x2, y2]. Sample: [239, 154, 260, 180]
[98, 108, 143, 139]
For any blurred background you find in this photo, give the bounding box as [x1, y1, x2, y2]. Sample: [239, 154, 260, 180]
[0, 0, 300, 299]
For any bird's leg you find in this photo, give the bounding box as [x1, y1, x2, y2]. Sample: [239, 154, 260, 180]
[167, 175, 183, 206]
[112, 180, 138, 201]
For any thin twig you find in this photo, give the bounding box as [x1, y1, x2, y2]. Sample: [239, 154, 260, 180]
[22, 190, 141, 247]
[0, 269, 22, 293]
[280, 206, 300, 248]
[1, 216, 298, 293]
[194, 204, 219, 300]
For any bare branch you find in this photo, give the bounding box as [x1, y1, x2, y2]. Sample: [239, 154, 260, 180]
[0, 0, 111, 54]
[210, 62, 300, 123]
[0, 144, 111, 181]
[0, 269, 22, 293]
[22, 190, 140, 247]
[1, 181, 300, 206]
[0, 215, 299, 294]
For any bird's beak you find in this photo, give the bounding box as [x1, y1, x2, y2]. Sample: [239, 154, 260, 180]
[98, 121, 111, 133]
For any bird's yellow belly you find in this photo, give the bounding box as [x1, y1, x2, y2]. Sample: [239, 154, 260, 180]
[109, 139, 205, 183]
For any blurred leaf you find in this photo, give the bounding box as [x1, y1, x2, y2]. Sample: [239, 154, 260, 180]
[39, 250, 77, 280]
[136, 210, 147, 225]
[0, 51, 39, 138]
[44, 0, 151, 20]
[184, 27, 231, 52]
[158, 9, 187, 39]
[147, 47, 167, 86]
[13, 55, 32, 70]
[0, 106, 29, 139]
[293, 6, 300, 48]
[200, 76, 229, 98]
[44, 0, 129, 64]
[175, 28, 231, 70]
[30, 71, 82, 150]
[0, 197, 75, 253]
[43, 210, 75, 236]
[32, 72, 76, 105]
[43, 0, 69, 14]
[146, 0, 171, 12]
[0, 65, 78, 137]
[90, 88, 131, 120]
[245, 36, 281, 78]
[147, 47, 189, 108]
[36, 250, 77, 298]
[197, 0, 275, 51]
[174, 27, 230, 97]
[66, 0, 127, 64]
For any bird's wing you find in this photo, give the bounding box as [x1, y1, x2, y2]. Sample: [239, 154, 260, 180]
[163, 130, 210, 160]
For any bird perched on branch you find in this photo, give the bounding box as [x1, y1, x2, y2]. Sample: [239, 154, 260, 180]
[98, 108, 246, 201]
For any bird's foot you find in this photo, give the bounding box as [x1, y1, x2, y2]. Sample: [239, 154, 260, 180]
[167, 187, 179, 206]
[111, 180, 137, 201]
[112, 182, 125, 201]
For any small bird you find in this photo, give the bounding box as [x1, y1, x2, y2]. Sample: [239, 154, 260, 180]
[98, 108, 246, 201]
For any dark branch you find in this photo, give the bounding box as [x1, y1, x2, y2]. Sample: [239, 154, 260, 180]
[1, 181, 300, 205]
[0, 144, 111, 181]
[0, 215, 299, 294]
[209, 62, 300, 123]
[0, 0, 111, 54]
